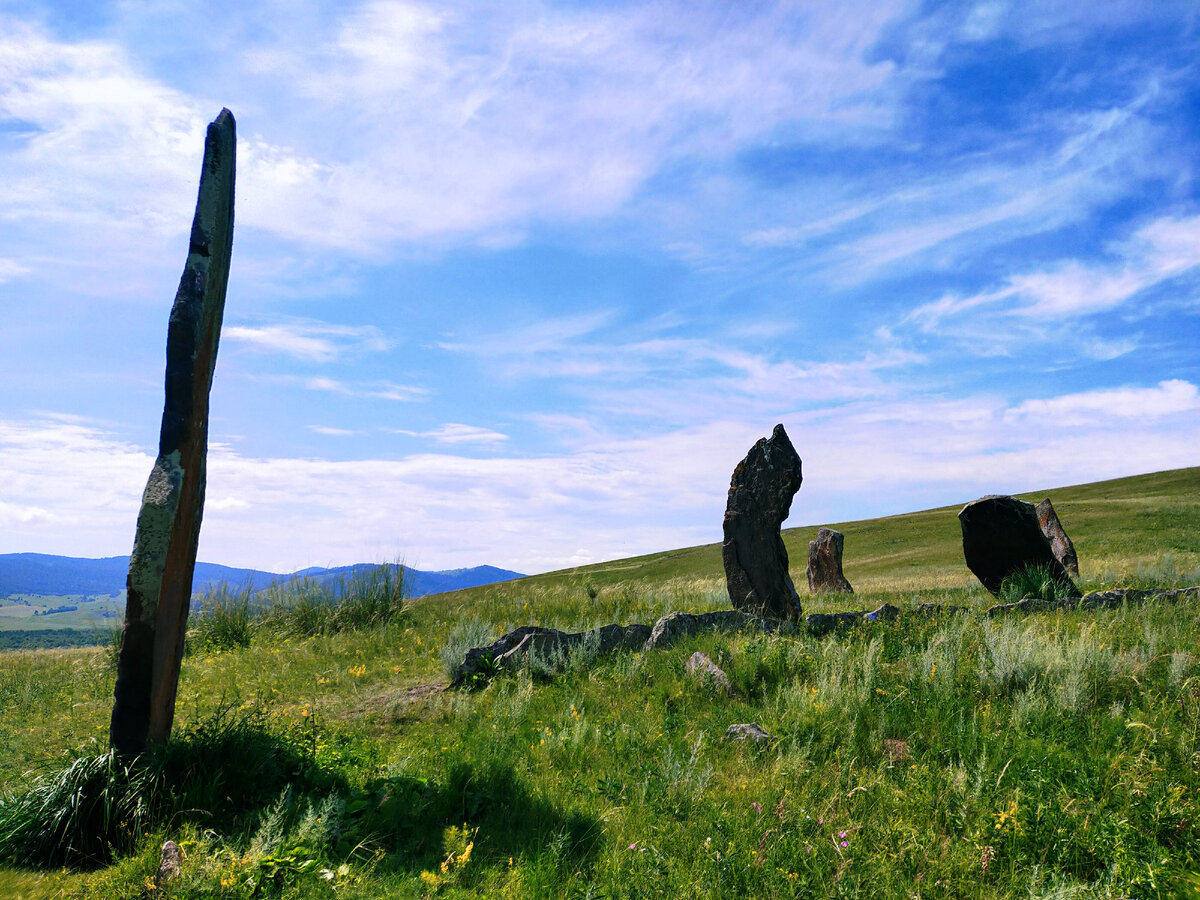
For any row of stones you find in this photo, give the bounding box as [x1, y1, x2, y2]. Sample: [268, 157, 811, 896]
[450, 585, 1188, 687]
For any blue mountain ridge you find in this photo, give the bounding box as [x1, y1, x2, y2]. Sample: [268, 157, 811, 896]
[0, 553, 523, 600]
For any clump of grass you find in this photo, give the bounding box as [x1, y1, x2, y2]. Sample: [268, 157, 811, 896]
[189, 584, 255, 652]
[0, 746, 156, 868]
[998, 563, 1073, 603]
[0, 703, 333, 870]
[261, 564, 409, 638]
[440, 616, 498, 679]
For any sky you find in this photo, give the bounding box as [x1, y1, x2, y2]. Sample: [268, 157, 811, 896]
[1, 0, 1198, 576]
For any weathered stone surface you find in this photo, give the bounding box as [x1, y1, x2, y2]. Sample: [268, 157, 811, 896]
[110, 109, 236, 756]
[806, 527, 853, 594]
[156, 840, 183, 887]
[987, 585, 1200, 617]
[722, 424, 804, 620]
[958, 495, 1079, 598]
[685, 652, 732, 693]
[804, 604, 899, 636]
[1036, 498, 1079, 577]
[450, 623, 652, 686]
[645, 609, 791, 651]
[725, 722, 772, 743]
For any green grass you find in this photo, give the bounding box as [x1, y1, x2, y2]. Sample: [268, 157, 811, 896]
[1, 467, 1198, 898]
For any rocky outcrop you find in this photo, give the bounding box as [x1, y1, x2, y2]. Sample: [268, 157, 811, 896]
[110, 109, 236, 757]
[958, 495, 1079, 598]
[686, 652, 731, 693]
[722, 424, 804, 620]
[806, 528, 853, 594]
[1036, 498, 1079, 577]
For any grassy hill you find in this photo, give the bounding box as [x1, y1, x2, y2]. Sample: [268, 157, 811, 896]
[1, 467, 1198, 899]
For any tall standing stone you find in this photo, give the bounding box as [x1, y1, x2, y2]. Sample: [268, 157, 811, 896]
[722, 424, 804, 620]
[110, 109, 235, 756]
[958, 495, 1079, 598]
[807, 527, 853, 594]
[1036, 498, 1079, 577]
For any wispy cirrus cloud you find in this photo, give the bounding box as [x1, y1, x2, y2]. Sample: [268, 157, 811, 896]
[301, 376, 427, 403]
[224, 319, 392, 361]
[908, 214, 1200, 332]
[392, 423, 508, 446]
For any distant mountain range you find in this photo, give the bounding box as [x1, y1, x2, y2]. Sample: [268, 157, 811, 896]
[0, 553, 524, 600]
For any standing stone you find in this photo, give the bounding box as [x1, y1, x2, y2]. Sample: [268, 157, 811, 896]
[110, 109, 235, 756]
[806, 527, 853, 594]
[722, 424, 804, 620]
[958, 495, 1079, 598]
[1036, 498, 1079, 577]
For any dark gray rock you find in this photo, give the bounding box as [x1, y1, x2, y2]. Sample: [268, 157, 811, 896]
[110, 109, 236, 757]
[806, 528, 853, 594]
[804, 603, 900, 636]
[645, 609, 791, 651]
[958, 495, 1079, 598]
[686, 652, 732, 693]
[725, 722, 772, 743]
[1036, 498, 1079, 577]
[451, 622, 653, 686]
[722, 424, 804, 620]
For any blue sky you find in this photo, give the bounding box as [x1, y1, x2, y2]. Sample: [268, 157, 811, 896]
[1, 0, 1197, 575]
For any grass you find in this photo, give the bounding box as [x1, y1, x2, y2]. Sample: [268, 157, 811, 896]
[0, 466, 1198, 897]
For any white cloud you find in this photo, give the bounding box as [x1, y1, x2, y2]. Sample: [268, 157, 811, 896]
[224, 319, 392, 361]
[3, 383, 1195, 574]
[308, 425, 358, 436]
[1004, 380, 1200, 427]
[393, 423, 508, 445]
[0, 258, 30, 283]
[301, 376, 427, 402]
[909, 214, 1200, 332]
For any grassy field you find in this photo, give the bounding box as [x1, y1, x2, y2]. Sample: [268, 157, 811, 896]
[1, 466, 1198, 898]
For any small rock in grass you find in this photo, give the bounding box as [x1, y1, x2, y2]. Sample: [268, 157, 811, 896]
[685, 652, 731, 693]
[725, 722, 772, 743]
[157, 840, 183, 886]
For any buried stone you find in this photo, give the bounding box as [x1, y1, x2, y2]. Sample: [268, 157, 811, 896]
[807, 527, 853, 594]
[958, 495, 1079, 598]
[722, 424, 804, 620]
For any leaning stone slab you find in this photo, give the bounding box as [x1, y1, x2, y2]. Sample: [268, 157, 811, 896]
[1036, 499, 1079, 577]
[725, 722, 772, 743]
[686, 652, 732, 694]
[722, 424, 804, 620]
[807, 527, 853, 594]
[110, 109, 236, 757]
[958, 495, 1079, 598]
